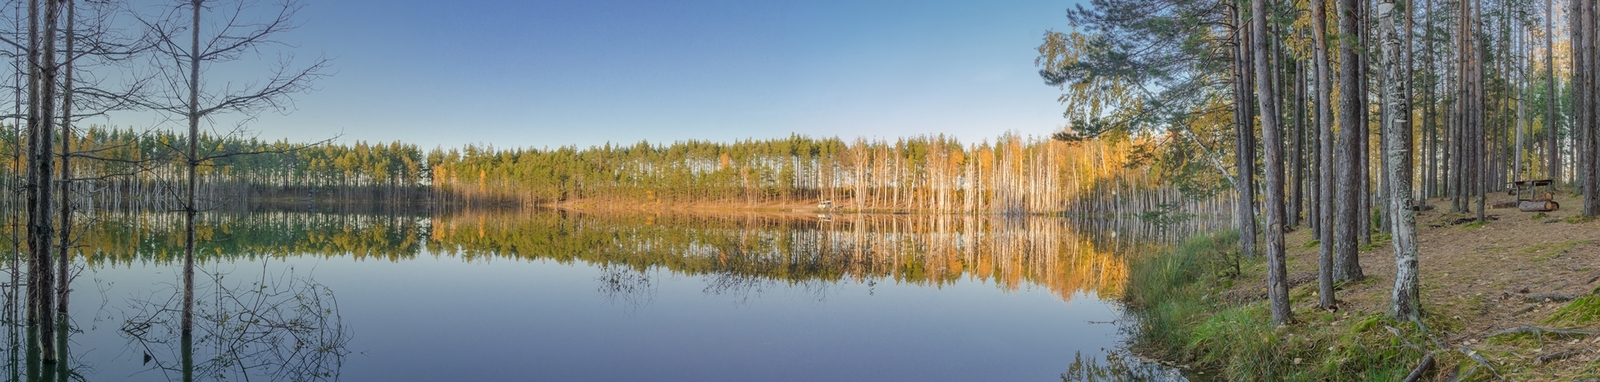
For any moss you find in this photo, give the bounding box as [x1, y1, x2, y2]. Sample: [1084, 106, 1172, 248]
[1123, 231, 1421, 381]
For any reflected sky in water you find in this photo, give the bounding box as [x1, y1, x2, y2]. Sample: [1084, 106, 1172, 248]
[7, 211, 1204, 381]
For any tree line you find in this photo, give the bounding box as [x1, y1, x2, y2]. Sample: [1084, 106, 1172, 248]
[0, 126, 1227, 216]
[1044, 0, 1600, 324]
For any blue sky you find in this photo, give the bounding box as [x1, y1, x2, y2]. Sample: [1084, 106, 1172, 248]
[163, 0, 1082, 150]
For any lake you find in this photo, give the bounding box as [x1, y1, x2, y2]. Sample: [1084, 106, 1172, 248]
[1, 210, 1200, 381]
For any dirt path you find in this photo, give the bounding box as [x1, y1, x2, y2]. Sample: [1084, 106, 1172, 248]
[1276, 193, 1600, 379]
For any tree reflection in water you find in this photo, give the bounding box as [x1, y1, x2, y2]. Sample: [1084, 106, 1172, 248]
[1061, 351, 1191, 381]
[596, 264, 657, 310]
[119, 261, 349, 381]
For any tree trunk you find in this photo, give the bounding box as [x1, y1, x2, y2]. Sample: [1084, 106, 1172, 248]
[1335, 0, 1366, 282]
[1378, 0, 1420, 321]
[1234, 3, 1258, 258]
[29, 0, 61, 363]
[1588, 0, 1600, 217]
[1548, 0, 1560, 183]
[183, 0, 202, 339]
[56, 0, 73, 317]
[1252, 0, 1291, 325]
[1312, 0, 1337, 310]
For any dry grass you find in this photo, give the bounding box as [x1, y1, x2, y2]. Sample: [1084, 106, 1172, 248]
[1268, 191, 1600, 380]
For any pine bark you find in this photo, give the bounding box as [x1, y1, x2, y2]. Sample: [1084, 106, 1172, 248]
[1547, 0, 1559, 182]
[1234, 3, 1259, 258]
[1311, 0, 1337, 309]
[1252, 0, 1291, 324]
[1335, 0, 1365, 282]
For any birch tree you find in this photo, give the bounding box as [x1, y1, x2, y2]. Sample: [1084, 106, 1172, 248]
[1378, 0, 1420, 321]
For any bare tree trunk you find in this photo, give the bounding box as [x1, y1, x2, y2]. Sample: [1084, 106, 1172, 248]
[1587, 0, 1600, 217]
[1548, 0, 1560, 183]
[1425, 0, 1437, 199]
[1233, 2, 1258, 258]
[56, 0, 73, 317]
[1292, 56, 1306, 230]
[1252, 0, 1291, 325]
[29, 0, 61, 363]
[1312, 0, 1337, 310]
[1359, 0, 1373, 246]
[1335, 0, 1366, 282]
[1378, 0, 1420, 321]
[1474, 0, 1486, 223]
[182, 0, 201, 339]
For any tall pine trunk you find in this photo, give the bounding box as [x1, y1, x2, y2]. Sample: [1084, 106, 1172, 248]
[1335, 0, 1366, 282]
[1233, 2, 1259, 258]
[1312, 0, 1337, 309]
[1252, 0, 1291, 324]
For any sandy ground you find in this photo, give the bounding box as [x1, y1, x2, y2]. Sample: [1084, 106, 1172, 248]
[1273, 192, 1600, 380]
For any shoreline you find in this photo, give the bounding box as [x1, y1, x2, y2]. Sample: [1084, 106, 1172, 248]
[1121, 193, 1600, 380]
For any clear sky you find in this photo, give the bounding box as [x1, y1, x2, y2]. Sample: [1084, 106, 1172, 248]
[169, 0, 1082, 150]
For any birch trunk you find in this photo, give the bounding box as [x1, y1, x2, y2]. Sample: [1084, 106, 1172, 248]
[1378, 0, 1420, 321]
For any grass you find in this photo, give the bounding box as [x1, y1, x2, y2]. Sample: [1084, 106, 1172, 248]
[1123, 231, 1425, 381]
[1526, 240, 1591, 262]
[1547, 296, 1600, 326]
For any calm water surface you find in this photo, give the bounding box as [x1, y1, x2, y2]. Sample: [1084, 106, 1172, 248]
[2, 210, 1198, 381]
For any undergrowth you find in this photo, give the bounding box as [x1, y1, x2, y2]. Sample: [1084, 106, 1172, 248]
[1547, 296, 1600, 326]
[1123, 231, 1425, 381]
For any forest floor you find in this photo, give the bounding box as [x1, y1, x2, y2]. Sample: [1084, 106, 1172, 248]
[1267, 191, 1600, 380]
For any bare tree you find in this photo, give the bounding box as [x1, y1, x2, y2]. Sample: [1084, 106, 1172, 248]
[25, 0, 64, 363]
[135, 0, 329, 336]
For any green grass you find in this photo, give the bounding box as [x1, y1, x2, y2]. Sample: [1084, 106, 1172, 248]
[1547, 295, 1600, 326]
[1123, 231, 1423, 381]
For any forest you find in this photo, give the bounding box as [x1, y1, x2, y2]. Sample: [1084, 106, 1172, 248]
[1041, 0, 1600, 327]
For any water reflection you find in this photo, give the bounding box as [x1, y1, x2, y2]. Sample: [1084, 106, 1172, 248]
[1061, 351, 1190, 381]
[118, 263, 349, 382]
[56, 210, 1212, 305]
[0, 209, 1218, 381]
